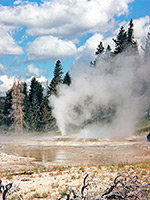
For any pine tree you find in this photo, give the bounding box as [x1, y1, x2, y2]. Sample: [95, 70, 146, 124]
[144, 32, 150, 63]
[104, 44, 113, 62]
[48, 60, 63, 96]
[91, 42, 105, 65]
[41, 95, 54, 131]
[113, 26, 127, 54]
[28, 77, 44, 131]
[10, 81, 25, 133]
[113, 19, 138, 55]
[0, 98, 4, 126]
[127, 19, 134, 43]
[3, 88, 13, 127]
[106, 44, 111, 52]
[95, 42, 105, 55]
[63, 72, 71, 86]
[127, 19, 138, 53]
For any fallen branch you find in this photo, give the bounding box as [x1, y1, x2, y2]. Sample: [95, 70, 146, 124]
[57, 171, 150, 200]
[101, 171, 150, 199]
[81, 174, 89, 198]
[9, 171, 34, 176]
[0, 179, 23, 200]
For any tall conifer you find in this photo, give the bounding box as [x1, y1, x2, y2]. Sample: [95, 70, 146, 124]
[28, 77, 44, 131]
[113, 26, 127, 54]
[3, 88, 13, 127]
[48, 60, 63, 96]
[95, 42, 105, 55]
[144, 32, 150, 63]
[63, 72, 71, 86]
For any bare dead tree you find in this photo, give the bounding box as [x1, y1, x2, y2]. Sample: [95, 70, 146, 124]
[10, 81, 25, 134]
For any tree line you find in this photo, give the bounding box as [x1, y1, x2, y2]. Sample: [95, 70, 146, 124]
[0, 60, 71, 133]
[0, 19, 150, 133]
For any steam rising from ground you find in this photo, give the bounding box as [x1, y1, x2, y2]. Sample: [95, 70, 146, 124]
[50, 53, 149, 138]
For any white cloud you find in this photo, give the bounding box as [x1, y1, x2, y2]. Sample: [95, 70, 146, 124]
[36, 76, 47, 83]
[0, 25, 23, 56]
[0, 75, 18, 94]
[13, 0, 22, 5]
[0, 0, 135, 61]
[0, 64, 7, 74]
[27, 36, 77, 61]
[134, 16, 150, 38]
[26, 75, 47, 84]
[25, 64, 42, 77]
[0, 0, 134, 38]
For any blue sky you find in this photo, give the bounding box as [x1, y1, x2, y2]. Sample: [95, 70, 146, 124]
[0, 0, 150, 95]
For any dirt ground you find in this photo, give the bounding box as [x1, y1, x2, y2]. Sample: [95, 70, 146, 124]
[0, 134, 150, 199]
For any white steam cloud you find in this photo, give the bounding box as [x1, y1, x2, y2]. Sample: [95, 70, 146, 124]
[50, 53, 149, 138]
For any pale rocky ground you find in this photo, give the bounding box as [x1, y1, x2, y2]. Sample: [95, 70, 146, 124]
[1, 157, 150, 200]
[0, 134, 150, 199]
[0, 160, 118, 199]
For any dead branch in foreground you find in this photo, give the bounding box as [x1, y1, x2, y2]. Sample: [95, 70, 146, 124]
[0, 179, 22, 200]
[58, 172, 150, 200]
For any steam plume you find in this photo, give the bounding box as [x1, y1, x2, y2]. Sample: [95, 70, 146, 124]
[50, 53, 149, 138]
